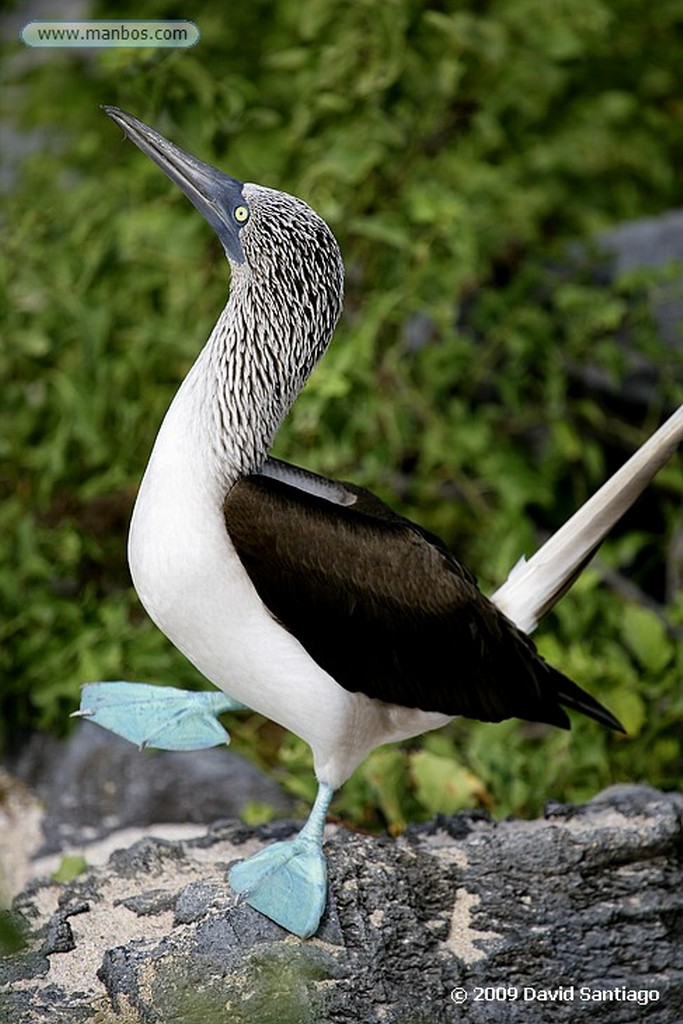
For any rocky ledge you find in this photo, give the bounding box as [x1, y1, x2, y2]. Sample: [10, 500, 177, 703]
[2, 783, 682, 1024]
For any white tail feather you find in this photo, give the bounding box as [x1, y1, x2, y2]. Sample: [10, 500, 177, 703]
[492, 405, 683, 634]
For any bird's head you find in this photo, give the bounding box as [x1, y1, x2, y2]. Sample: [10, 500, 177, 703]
[104, 107, 345, 465]
[103, 106, 343, 315]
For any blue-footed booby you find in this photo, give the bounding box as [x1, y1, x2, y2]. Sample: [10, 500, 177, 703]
[77, 106, 683, 939]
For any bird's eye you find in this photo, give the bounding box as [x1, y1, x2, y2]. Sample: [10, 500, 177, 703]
[234, 205, 249, 224]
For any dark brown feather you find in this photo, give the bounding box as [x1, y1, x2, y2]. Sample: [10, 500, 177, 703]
[223, 468, 622, 732]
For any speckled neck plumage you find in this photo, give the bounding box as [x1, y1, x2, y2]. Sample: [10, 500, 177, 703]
[198, 182, 345, 487]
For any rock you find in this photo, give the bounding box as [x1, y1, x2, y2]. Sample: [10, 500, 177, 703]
[599, 209, 683, 350]
[2, 721, 293, 896]
[562, 208, 683, 408]
[2, 784, 682, 1023]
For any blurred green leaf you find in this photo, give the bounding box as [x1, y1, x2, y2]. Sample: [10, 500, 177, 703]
[620, 605, 673, 675]
[410, 749, 488, 816]
[359, 747, 412, 833]
[0, 912, 26, 955]
[51, 854, 88, 884]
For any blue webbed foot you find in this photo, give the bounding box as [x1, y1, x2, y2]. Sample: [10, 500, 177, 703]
[74, 681, 247, 750]
[229, 782, 334, 938]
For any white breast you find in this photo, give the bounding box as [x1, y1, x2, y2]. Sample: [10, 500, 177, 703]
[127, 359, 450, 788]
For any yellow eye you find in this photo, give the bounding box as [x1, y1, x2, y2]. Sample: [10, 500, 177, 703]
[234, 205, 249, 223]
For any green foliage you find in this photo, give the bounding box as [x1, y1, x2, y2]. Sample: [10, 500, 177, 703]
[51, 853, 88, 884]
[2, 0, 682, 830]
[0, 912, 26, 955]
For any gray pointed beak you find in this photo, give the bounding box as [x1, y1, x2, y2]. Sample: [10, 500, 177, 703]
[103, 105, 246, 265]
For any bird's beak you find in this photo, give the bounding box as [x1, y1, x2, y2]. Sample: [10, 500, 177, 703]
[103, 105, 246, 265]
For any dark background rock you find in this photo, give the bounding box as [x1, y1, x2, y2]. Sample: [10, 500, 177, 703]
[6, 720, 292, 860]
[2, 784, 682, 1023]
[562, 208, 683, 410]
[600, 209, 683, 348]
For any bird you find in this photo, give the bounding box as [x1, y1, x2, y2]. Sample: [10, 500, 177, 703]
[77, 106, 683, 940]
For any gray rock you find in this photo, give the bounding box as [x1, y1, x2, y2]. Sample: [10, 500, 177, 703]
[566, 208, 683, 404]
[2, 784, 682, 1023]
[10, 721, 293, 857]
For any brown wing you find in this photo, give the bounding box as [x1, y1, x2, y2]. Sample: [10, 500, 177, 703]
[223, 465, 622, 731]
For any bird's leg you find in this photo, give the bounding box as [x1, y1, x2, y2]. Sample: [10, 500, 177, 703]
[73, 681, 248, 750]
[229, 780, 334, 938]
